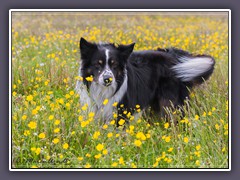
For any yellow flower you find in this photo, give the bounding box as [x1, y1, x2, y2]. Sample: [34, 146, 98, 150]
[46, 155, 51, 160]
[85, 163, 91, 168]
[24, 130, 30, 136]
[49, 115, 54, 120]
[85, 76, 93, 82]
[131, 163, 137, 168]
[136, 132, 146, 141]
[75, 76, 83, 81]
[202, 112, 206, 117]
[146, 133, 151, 138]
[47, 91, 53, 95]
[22, 115, 27, 120]
[118, 119, 125, 126]
[183, 137, 189, 143]
[96, 144, 104, 151]
[103, 99, 109, 105]
[59, 98, 64, 104]
[111, 162, 118, 167]
[196, 144, 201, 151]
[153, 161, 159, 167]
[94, 154, 102, 159]
[162, 151, 166, 159]
[78, 115, 83, 122]
[103, 149, 108, 155]
[81, 104, 87, 111]
[31, 165, 38, 168]
[222, 147, 226, 152]
[136, 104, 140, 109]
[63, 143, 69, 149]
[224, 130, 228, 136]
[215, 124, 220, 130]
[28, 121, 37, 129]
[78, 157, 83, 161]
[86, 153, 91, 157]
[38, 133, 45, 139]
[81, 121, 88, 128]
[44, 80, 49, 86]
[212, 107, 216, 111]
[54, 120, 61, 125]
[119, 157, 125, 165]
[164, 122, 169, 129]
[35, 148, 41, 155]
[110, 120, 115, 125]
[112, 102, 118, 107]
[194, 151, 201, 157]
[195, 115, 199, 120]
[107, 132, 113, 138]
[113, 113, 118, 118]
[190, 92, 195, 98]
[195, 160, 200, 166]
[168, 147, 173, 152]
[165, 136, 171, 143]
[12, 91, 17, 96]
[69, 91, 75, 96]
[103, 124, 108, 129]
[208, 111, 212, 116]
[54, 128, 60, 133]
[66, 103, 70, 108]
[52, 138, 60, 144]
[65, 94, 71, 99]
[26, 95, 33, 101]
[32, 109, 38, 115]
[180, 118, 189, 124]
[134, 139, 142, 147]
[93, 131, 100, 139]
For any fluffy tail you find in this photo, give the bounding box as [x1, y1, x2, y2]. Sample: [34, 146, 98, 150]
[159, 48, 215, 84]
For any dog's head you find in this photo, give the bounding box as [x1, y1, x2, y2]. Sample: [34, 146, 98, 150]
[79, 37, 135, 88]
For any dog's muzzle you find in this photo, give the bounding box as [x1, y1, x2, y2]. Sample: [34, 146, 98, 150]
[103, 74, 113, 86]
[99, 69, 114, 87]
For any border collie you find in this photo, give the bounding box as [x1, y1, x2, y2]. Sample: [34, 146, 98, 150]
[76, 37, 215, 125]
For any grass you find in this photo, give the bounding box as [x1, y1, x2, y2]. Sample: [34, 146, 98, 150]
[11, 12, 229, 169]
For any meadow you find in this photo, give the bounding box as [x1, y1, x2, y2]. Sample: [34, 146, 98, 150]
[11, 12, 229, 169]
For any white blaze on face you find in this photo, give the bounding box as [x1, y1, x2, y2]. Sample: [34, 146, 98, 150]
[98, 48, 115, 86]
[105, 49, 110, 64]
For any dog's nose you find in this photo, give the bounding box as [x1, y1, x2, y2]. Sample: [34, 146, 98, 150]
[103, 75, 113, 86]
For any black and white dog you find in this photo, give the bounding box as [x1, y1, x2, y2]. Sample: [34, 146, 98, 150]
[76, 37, 215, 125]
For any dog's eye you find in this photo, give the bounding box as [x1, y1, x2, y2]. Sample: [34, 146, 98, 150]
[111, 60, 115, 64]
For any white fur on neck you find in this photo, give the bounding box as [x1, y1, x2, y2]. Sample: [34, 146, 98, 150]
[75, 67, 93, 105]
[90, 69, 128, 123]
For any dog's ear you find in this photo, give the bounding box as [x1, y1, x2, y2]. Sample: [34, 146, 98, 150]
[117, 43, 135, 60]
[79, 37, 97, 60]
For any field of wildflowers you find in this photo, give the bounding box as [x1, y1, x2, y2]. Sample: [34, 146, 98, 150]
[11, 12, 229, 169]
